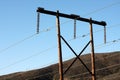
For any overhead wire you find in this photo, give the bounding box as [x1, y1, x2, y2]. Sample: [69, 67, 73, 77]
[0, 45, 57, 71]
[0, 1, 120, 74]
[30, 63, 120, 80]
[67, 23, 120, 43]
[0, 37, 119, 72]
[63, 49, 120, 71]
[0, 22, 119, 56]
[59, 1, 120, 26]
[29, 1, 120, 36]
[0, 44, 119, 79]
[0, 27, 52, 54]
[95, 38, 120, 49]
[16, 53, 120, 80]
[17, 2, 120, 78]
[0, 24, 119, 71]
[0, 1, 119, 55]
[69, 64, 120, 79]
[83, 1, 120, 16]
[0, 33, 37, 54]
[101, 75, 120, 80]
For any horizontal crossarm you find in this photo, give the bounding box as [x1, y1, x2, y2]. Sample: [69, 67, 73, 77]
[37, 7, 106, 26]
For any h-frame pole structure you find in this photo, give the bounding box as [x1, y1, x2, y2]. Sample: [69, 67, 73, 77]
[37, 7, 107, 80]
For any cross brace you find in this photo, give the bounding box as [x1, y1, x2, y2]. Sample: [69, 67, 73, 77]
[60, 35, 92, 75]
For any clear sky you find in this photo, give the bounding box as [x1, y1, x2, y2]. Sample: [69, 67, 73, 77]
[0, 0, 120, 76]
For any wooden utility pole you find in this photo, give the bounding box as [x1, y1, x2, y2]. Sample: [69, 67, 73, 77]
[89, 18, 96, 80]
[37, 7, 106, 80]
[56, 10, 64, 80]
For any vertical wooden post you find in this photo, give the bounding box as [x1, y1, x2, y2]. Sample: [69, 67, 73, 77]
[56, 10, 64, 80]
[89, 18, 96, 80]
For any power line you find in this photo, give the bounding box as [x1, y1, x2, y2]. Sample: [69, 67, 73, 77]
[0, 24, 119, 69]
[95, 38, 120, 49]
[0, 0, 119, 54]
[26, 61, 120, 80]
[17, 58, 120, 80]
[0, 1, 119, 74]
[102, 75, 120, 80]
[0, 22, 119, 55]
[0, 38, 119, 72]
[0, 33, 37, 54]
[35, 1, 120, 35]
[83, 1, 120, 16]
[0, 27, 52, 54]
[0, 27, 119, 71]
[67, 23, 120, 43]
[69, 64, 120, 78]
[39, 5, 120, 36]
[0, 45, 57, 71]
[63, 49, 120, 71]
[59, 1, 120, 26]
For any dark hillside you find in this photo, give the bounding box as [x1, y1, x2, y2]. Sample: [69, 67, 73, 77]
[0, 51, 119, 80]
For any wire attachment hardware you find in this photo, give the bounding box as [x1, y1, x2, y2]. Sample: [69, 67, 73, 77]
[37, 12, 40, 34]
[74, 18, 76, 39]
[71, 14, 80, 39]
[104, 26, 106, 43]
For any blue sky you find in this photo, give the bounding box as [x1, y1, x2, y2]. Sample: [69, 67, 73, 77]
[0, 0, 120, 75]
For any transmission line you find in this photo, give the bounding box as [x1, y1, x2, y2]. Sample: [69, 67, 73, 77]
[69, 64, 120, 78]
[0, 27, 52, 54]
[0, 24, 119, 71]
[59, 1, 120, 26]
[0, 1, 119, 54]
[0, 38, 119, 72]
[0, 33, 36, 54]
[0, 1, 119, 74]
[83, 1, 120, 16]
[0, 45, 57, 71]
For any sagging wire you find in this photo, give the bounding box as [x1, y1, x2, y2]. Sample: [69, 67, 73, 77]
[95, 38, 120, 49]
[0, 23, 119, 55]
[83, 1, 120, 16]
[0, 37, 119, 71]
[57, 1, 120, 28]
[36, 1, 120, 36]
[0, 33, 37, 54]
[0, 1, 120, 71]
[0, 45, 57, 71]
[69, 64, 120, 79]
